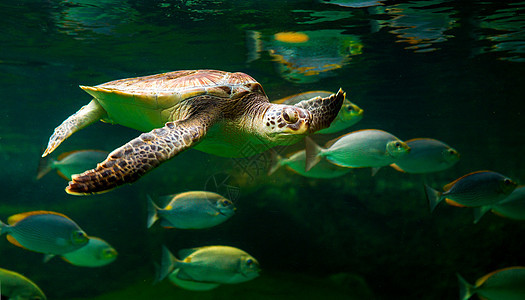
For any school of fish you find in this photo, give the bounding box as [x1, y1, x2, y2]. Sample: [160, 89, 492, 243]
[3, 85, 522, 299]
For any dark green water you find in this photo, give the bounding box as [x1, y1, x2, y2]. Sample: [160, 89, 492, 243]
[1, 0, 524, 299]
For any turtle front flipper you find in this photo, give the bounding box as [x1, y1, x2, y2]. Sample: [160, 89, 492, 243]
[65, 114, 216, 195]
[294, 89, 345, 133]
[42, 100, 107, 157]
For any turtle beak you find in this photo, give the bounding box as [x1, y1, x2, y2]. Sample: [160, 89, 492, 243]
[294, 89, 345, 133]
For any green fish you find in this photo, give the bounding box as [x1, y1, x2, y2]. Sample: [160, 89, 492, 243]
[158, 245, 260, 285]
[0, 267, 46, 300]
[305, 129, 410, 172]
[474, 186, 525, 223]
[61, 236, 118, 267]
[36, 149, 109, 180]
[0, 211, 89, 260]
[457, 267, 525, 300]
[274, 91, 363, 134]
[168, 268, 221, 291]
[390, 138, 460, 174]
[147, 191, 236, 229]
[425, 171, 517, 212]
[269, 149, 351, 179]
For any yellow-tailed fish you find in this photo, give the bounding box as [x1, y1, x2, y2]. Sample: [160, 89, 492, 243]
[457, 266, 525, 300]
[305, 129, 410, 172]
[269, 149, 351, 179]
[274, 91, 363, 134]
[390, 138, 460, 174]
[424, 170, 517, 212]
[147, 191, 235, 229]
[61, 236, 118, 267]
[0, 267, 46, 300]
[36, 149, 109, 180]
[157, 245, 260, 285]
[168, 268, 221, 291]
[474, 186, 525, 223]
[0, 211, 89, 260]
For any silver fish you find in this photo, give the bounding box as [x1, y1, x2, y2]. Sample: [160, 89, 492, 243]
[61, 236, 118, 267]
[0, 267, 46, 300]
[0, 211, 89, 259]
[425, 170, 517, 212]
[147, 191, 235, 229]
[305, 129, 410, 171]
[158, 245, 260, 285]
[390, 138, 460, 174]
[36, 149, 108, 180]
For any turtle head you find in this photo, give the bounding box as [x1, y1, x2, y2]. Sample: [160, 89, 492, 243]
[294, 88, 346, 133]
[261, 104, 311, 143]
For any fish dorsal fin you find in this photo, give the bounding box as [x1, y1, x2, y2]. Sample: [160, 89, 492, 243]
[475, 266, 525, 287]
[443, 170, 492, 192]
[57, 150, 81, 161]
[6, 235, 27, 249]
[324, 136, 341, 149]
[178, 248, 199, 260]
[7, 211, 69, 225]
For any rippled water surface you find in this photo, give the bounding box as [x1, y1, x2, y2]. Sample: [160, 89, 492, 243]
[1, 1, 524, 299]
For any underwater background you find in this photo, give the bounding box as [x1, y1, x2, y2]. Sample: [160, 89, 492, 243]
[1, 0, 525, 299]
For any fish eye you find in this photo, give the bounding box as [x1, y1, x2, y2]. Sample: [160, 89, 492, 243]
[282, 108, 298, 124]
[72, 231, 87, 243]
[504, 178, 513, 185]
[395, 142, 401, 148]
[246, 258, 254, 265]
[222, 200, 232, 206]
[103, 248, 117, 258]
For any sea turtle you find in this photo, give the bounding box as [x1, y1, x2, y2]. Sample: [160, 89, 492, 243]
[42, 69, 344, 195]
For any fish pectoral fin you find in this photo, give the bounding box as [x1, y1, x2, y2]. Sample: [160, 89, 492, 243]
[6, 235, 28, 250]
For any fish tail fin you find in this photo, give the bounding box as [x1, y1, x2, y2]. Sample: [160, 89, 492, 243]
[304, 137, 323, 172]
[147, 195, 160, 229]
[156, 245, 179, 283]
[0, 220, 8, 235]
[424, 184, 443, 213]
[473, 206, 491, 224]
[36, 154, 55, 180]
[268, 151, 284, 175]
[456, 273, 475, 300]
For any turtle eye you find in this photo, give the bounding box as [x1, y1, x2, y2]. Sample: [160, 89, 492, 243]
[282, 108, 299, 124]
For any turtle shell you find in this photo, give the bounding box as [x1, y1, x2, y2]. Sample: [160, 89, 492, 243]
[80, 70, 266, 132]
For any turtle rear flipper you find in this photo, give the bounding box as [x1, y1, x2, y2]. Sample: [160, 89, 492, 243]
[294, 88, 345, 133]
[66, 114, 216, 195]
[43, 100, 107, 157]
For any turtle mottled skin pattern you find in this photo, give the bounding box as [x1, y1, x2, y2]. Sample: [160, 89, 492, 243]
[42, 69, 345, 195]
